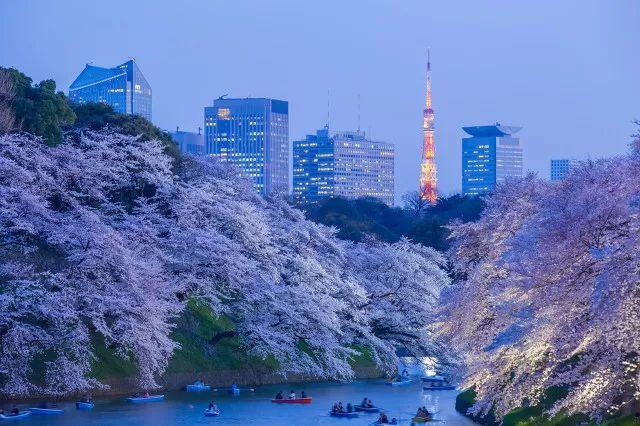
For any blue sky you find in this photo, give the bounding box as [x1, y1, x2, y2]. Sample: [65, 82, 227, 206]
[1, 0, 638, 199]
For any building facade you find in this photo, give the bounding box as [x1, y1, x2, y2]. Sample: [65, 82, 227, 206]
[171, 127, 205, 155]
[293, 128, 394, 205]
[292, 127, 334, 201]
[550, 159, 579, 181]
[461, 124, 523, 196]
[204, 98, 289, 196]
[69, 60, 152, 121]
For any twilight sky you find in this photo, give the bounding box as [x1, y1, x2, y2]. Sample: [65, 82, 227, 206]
[1, 0, 638, 201]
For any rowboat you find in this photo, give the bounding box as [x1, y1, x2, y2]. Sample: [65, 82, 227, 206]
[353, 404, 380, 412]
[75, 401, 94, 410]
[186, 382, 211, 392]
[0, 411, 31, 420]
[271, 397, 312, 404]
[127, 395, 164, 403]
[29, 407, 64, 415]
[204, 408, 220, 417]
[329, 411, 359, 418]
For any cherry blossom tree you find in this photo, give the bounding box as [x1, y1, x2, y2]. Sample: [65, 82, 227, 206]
[0, 129, 449, 396]
[445, 148, 640, 420]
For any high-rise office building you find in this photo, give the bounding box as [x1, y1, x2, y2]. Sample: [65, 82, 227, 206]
[204, 98, 289, 196]
[550, 159, 579, 181]
[69, 60, 152, 121]
[292, 126, 335, 201]
[293, 128, 394, 205]
[461, 124, 523, 196]
[171, 127, 205, 155]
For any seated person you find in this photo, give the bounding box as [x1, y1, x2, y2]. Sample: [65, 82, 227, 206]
[346, 403, 353, 413]
[10, 407, 19, 416]
[367, 398, 374, 408]
[378, 411, 389, 423]
[288, 390, 296, 399]
[275, 391, 284, 400]
[301, 390, 307, 398]
[331, 403, 339, 413]
[337, 402, 344, 412]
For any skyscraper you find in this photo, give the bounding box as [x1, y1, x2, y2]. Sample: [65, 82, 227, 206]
[550, 159, 579, 181]
[419, 50, 437, 203]
[461, 124, 523, 196]
[293, 128, 394, 205]
[292, 126, 334, 201]
[69, 59, 152, 121]
[204, 98, 289, 196]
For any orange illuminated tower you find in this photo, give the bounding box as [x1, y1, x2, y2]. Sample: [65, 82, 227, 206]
[419, 49, 437, 203]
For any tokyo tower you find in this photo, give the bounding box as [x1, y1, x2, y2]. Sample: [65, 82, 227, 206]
[419, 49, 437, 203]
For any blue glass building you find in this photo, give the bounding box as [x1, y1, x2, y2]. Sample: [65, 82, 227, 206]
[550, 159, 578, 181]
[292, 127, 335, 201]
[204, 98, 289, 196]
[293, 128, 395, 205]
[69, 60, 152, 122]
[461, 124, 523, 196]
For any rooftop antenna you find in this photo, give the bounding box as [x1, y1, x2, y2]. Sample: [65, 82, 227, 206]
[326, 89, 330, 129]
[357, 94, 361, 133]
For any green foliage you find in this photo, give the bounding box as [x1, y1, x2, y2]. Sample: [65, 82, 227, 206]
[166, 299, 278, 373]
[456, 386, 634, 426]
[2, 67, 75, 145]
[299, 194, 484, 250]
[70, 102, 180, 161]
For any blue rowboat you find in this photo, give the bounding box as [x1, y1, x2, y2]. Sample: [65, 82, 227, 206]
[29, 407, 64, 415]
[204, 409, 220, 417]
[422, 375, 456, 390]
[127, 395, 164, 403]
[0, 411, 31, 420]
[329, 411, 359, 418]
[186, 383, 211, 392]
[75, 401, 94, 410]
[354, 404, 380, 413]
[387, 379, 411, 386]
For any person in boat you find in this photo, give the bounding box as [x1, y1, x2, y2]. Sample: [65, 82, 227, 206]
[143, 392, 150, 398]
[288, 390, 296, 399]
[346, 403, 353, 413]
[377, 411, 389, 424]
[301, 390, 307, 398]
[367, 398, 374, 408]
[361, 397, 368, 407]
[402, 368, 409, 377]
[331, 402, 339, 413]
[208, 402, 218, 411]
[337, 402, 344, 412]
[275, 391, 284, 400]
[10, 406, 19, 416]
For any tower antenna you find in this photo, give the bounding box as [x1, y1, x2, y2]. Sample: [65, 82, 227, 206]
[357, 93, 361, 133]
[326, 90, 330, 129]
[419, 47, 438, 203]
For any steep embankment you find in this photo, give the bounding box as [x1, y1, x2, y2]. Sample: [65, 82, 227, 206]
[84, 300, 381, 398]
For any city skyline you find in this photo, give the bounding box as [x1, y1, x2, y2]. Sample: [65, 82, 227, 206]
[1, 0, 638, 200]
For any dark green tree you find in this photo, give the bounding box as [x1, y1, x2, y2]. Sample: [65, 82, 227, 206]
[2, 67, 76, 145]
[70, 102, 179, 160]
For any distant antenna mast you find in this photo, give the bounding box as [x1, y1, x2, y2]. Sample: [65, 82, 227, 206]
[326, 90, 330, 129]
[357, 94, 361, 133]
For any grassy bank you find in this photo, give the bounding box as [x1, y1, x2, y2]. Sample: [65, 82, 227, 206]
[455, 387, 638, 426]
[59, 300, 380, 399]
